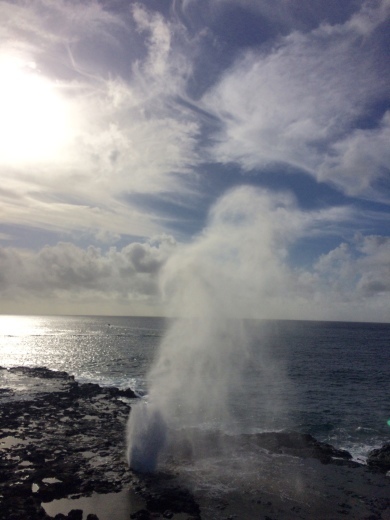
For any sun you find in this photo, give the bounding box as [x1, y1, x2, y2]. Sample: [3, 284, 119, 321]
[0, 56, 73, 165]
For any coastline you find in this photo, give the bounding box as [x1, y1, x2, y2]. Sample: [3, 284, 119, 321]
[1, 366, 389, 520]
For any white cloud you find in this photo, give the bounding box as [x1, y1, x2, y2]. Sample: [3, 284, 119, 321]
[353, 234, 390, 297]
[0, 1, 200, 239]
[0, 235, 177, 314]
[0, 186, 387, 321]
[0, 0, 124, 46]
[346, 0, 390, 35]
[201, 0, 390, 199]
[319, 112, 390, 197]
[132, 4, 173, 79]
[0, 1, 388, 321]
[295, 233, 390, 320]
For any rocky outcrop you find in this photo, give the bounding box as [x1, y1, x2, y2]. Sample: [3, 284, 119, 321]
[0, 366, 199, 520]
[367, 443, 390, 472]
[164, 429, 354, 467]
[2, 366, 388, 520]
[246, 431, 353, 464]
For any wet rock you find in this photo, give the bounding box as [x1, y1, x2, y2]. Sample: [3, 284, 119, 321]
[247, 431, 352, 463]
[0, 366, 200, 520]
[105, 386, 137, 399]
[0, 367, 135, 519]
[141, 482, 200, 518]
[9, 366, 72, 380]
[67, 510, 83, 520]
[130, 510, 151, 519]
[367, 443, 390, 472]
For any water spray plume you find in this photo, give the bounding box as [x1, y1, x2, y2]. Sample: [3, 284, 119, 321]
[126, 186, 298, 472]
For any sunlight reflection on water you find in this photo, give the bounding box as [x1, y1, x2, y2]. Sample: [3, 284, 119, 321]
[0, 315, 51, 337]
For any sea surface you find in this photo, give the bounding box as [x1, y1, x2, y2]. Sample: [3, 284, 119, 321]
[0, 314, 389, 463]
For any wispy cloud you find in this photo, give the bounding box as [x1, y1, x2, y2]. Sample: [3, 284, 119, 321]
[0, 0, 200, 239]
[0, 0, 389, 319]
[201, 0, 390, 200]
[0, 0, 124, 46]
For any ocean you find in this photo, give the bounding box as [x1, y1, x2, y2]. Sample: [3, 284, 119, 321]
[0, 314, 389, 464]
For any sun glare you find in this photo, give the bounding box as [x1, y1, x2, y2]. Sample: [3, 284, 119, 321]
[0, 56, 73, 164]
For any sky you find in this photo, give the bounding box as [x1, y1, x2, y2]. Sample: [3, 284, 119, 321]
[0, 0, 389, 321]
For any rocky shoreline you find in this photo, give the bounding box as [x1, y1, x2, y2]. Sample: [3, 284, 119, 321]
[1, 366, 389, 520]
[0, 367, 199, 520]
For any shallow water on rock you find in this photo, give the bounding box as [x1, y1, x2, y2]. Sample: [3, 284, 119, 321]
[0, 435, 29, 449]
[42, 489, 143, 519]
[42, 488, 190, 520]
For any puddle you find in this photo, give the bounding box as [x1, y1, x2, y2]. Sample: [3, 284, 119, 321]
[0, 436, 28, 449]
[32, 478, 62, 493]
[42, 489, 145, 520]
[42, 488, 191, 519]
[42, 478, 62, 484]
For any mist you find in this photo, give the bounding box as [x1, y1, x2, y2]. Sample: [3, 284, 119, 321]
[126, 186, 303, 472]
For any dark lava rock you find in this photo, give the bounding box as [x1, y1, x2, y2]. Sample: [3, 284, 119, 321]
[54, 511, 83, 520]
[67, 510, 83, 520]
[105, 386, 137, 399]
[165, 428, 353, 469]
[367, 443, 390, 472]
[0, 366, 136, 520]
[0, 366, 200, 520]
[137, 477, 201, 519]
[130, 510, 151, 519]
[246, 431, 352, 463]
[8, 366, 72, 380]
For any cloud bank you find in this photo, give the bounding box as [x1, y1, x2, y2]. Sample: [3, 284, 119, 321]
[0, 234, 176, 315]
[1, 188, 388, 321]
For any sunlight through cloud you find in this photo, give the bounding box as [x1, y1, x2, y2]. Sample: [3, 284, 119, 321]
[0, 55, 74, 165]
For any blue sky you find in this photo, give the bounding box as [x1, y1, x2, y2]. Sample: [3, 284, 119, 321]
[0, 0, 389, 320]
